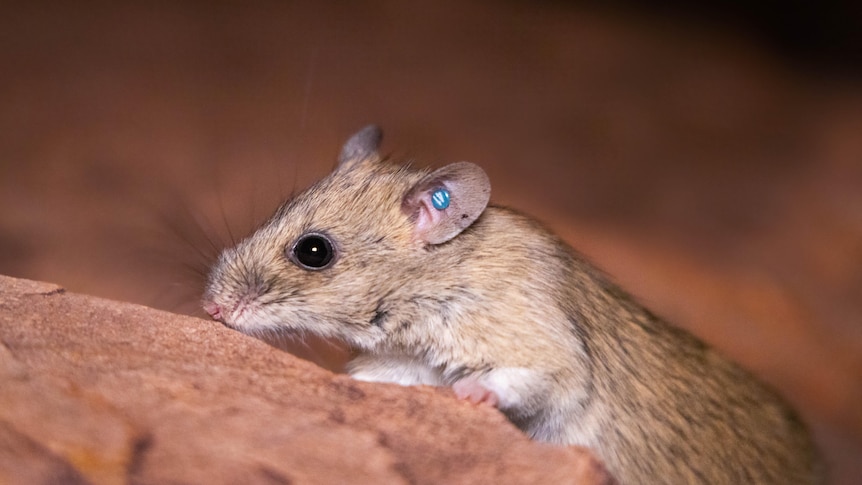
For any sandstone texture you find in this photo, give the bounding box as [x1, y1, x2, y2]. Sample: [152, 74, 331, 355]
[0, 275, 612, 484]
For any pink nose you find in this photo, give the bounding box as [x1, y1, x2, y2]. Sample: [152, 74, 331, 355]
[202, 300, 223, 320]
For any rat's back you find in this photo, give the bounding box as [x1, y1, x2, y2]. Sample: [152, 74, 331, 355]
[551, 258, 823, 484]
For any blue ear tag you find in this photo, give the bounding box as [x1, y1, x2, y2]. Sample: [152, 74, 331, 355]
[431, 188, 450, 210]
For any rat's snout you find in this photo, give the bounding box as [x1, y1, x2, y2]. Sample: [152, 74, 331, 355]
[202, 300, 223, 321]
[201, 290, 263, 328]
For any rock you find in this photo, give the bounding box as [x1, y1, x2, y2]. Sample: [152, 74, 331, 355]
[0, 274, 613, 484]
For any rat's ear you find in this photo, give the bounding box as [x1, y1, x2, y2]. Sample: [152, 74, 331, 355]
[338, 124, 383, 169]
[402, 162, 491, 245]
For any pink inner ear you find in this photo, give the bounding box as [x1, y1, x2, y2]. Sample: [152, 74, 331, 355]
[414, 191, 445, 238]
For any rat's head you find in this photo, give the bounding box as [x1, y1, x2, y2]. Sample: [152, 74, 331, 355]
[202, 125, 490, 349]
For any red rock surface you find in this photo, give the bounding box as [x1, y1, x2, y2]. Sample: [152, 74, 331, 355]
[0, 275, 613, 484]
[0, 1, 860, 483]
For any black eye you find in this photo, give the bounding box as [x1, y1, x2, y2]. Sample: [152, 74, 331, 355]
[289, 232, 336, 270]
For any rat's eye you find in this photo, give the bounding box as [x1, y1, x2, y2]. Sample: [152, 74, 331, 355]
[288, 232, 336, 270]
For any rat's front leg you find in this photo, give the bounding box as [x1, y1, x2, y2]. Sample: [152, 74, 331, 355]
[347, 352, 445, 386]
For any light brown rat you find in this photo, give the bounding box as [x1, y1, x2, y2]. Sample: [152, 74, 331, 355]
[203, 125, 823, 484]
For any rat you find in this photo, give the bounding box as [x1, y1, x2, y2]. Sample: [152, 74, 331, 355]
[203, 125, 823, 484]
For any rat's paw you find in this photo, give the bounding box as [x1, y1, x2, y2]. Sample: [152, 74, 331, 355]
[453, 378, 500, 407]
[452, 368, 547, 411]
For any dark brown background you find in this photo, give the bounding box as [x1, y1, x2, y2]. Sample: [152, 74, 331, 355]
[0, 1, 859, 482]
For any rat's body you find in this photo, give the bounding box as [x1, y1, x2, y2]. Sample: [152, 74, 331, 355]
[204, 126, 822, 484]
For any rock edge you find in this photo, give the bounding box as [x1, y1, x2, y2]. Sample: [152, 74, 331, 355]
[0, 274, 612, 484]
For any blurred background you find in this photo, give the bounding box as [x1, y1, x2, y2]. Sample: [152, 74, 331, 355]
[0, 1, 859, 482]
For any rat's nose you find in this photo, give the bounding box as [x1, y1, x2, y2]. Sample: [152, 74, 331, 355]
[202, 300, 223, 321]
